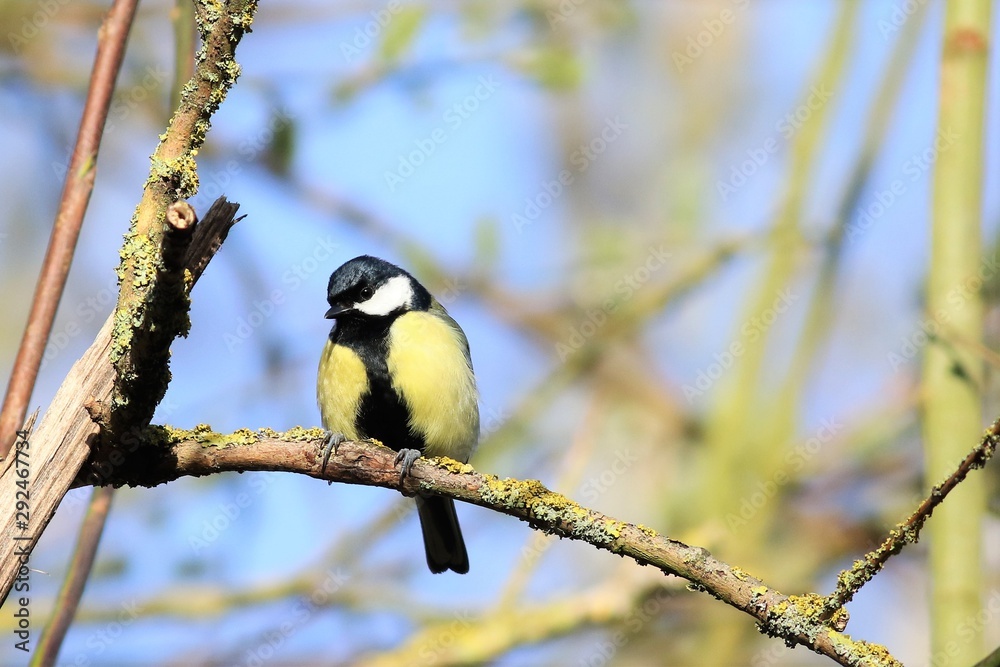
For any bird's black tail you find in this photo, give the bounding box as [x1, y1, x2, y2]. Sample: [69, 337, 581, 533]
[416, 495, 469, 574]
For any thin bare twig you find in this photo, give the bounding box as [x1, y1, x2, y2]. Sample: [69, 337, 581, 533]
[0, 0, 140, 459]
[820, 417, 1000, 618]
[29, 487, 114, 667]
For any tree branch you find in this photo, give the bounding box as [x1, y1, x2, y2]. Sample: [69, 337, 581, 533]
[0, 198, 241, 606]
[108, 0, 258, 443]
[84, 427, 900, 667]
[357, 581, 669, 667]
[821, 417, 999, 618]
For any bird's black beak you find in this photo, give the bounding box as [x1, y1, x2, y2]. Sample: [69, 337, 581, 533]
[325, 303, 351, 319]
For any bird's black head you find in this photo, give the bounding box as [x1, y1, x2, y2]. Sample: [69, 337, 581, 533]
[325, 255, 431, 321]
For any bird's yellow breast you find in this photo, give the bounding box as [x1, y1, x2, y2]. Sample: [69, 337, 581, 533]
[317, 340, 369, 440]
[387, 310, 479, 461]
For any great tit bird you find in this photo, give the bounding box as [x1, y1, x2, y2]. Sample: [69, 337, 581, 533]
[317, 255, 479, 574]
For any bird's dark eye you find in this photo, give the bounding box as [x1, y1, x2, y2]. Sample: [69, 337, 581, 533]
[360, 285, 374, 300]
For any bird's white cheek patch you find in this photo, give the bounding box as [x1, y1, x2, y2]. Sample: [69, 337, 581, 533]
[356, 275, 414, 316]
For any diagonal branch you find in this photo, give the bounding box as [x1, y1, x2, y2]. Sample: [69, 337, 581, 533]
[821, 417, 1000, 618]
[84, 428, 901, 667]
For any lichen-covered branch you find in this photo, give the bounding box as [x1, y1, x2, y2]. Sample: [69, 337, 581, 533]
[0, 198, 241, 605]
[109, 0, 258, 441]
[85, 427, 900, 667]
[78, 198, 241, 487]
[821, 417, 1000, 618]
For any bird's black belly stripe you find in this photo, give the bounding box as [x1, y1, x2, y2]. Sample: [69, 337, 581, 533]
[357, 369, 423, 452]
[329, 317, 425, 453]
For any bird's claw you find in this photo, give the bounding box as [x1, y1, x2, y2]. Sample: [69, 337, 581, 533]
[394, 448, 422, 484]
[320, 431, 346, 479]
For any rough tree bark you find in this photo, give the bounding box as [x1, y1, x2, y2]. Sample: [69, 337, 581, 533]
[0, 198, 240, 603]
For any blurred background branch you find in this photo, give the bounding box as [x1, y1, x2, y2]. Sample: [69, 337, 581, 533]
[29, 486, 114, 667]
[924, 1, 992, 664]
